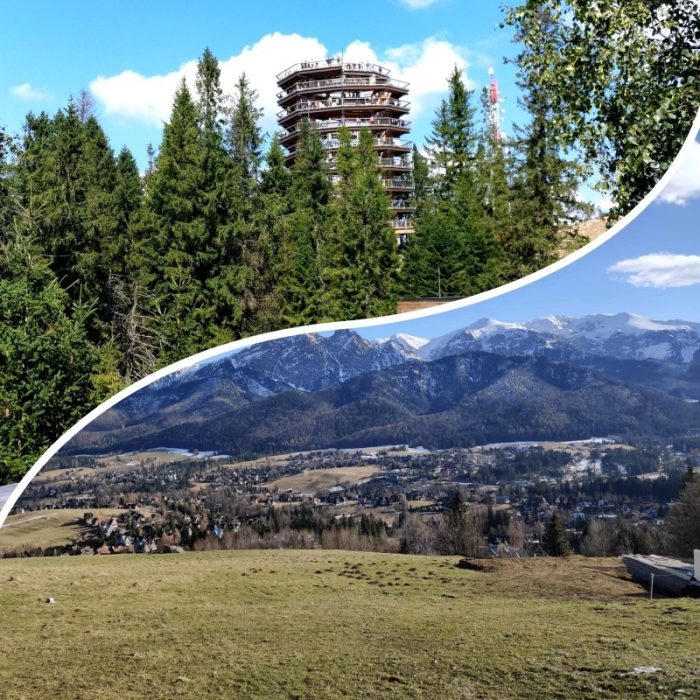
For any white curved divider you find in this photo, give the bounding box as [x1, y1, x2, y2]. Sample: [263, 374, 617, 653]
[1, 108, 699, 527]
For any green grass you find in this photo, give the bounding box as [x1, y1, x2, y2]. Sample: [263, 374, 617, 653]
[0, 552, 697, 699]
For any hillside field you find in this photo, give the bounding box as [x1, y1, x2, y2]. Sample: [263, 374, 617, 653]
[0, 508, 145, 551]
[268, 466, 381, 493]
[0, 551, 697, 699]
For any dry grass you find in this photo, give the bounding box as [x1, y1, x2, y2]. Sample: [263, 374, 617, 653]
[0, 551, 697, 699]
[267, 466, 380, 494]
[0, 508, 149, 551]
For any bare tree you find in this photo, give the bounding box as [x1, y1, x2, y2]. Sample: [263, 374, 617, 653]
[76, 88, 96, 122]
[107, 274, 158, 380]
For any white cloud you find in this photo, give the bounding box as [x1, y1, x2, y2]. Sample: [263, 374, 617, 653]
[384, 37, 472, 115]
[608, 253, 700, 288]
[89, 32, 471, 130]
[10, 82, 53, 101]
[657, 140, 700, 206]
[399, 0, 442, 8]
[91, 33, 326, 129]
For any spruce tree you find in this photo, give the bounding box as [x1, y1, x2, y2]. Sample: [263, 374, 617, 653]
[212, 72, 264, 340]
[13, 103, 124, 343]
[0, 126, 12, 229]
[401, 67, 498, 297]
[146, 79, 209, 361]
[508, 81, 585, 279]
[469, 90, 513, 285]
[411, 144, 430, 215]
[260, 134, 291, 197]
[426, 66, 479, 196]
[253, 135, 291, 333]
[325, 128, 398, 319]
[543, 513, 570, 556]
[274, 120, 331, 326]
[0, 221, 97, 480]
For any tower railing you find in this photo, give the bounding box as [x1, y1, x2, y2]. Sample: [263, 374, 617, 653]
[277, 76, 408, 100]
[277, 58, 391, 81]
[279, 117, 411, 139]
[278, 97, 410, 120]
[284, 136, 412, 156]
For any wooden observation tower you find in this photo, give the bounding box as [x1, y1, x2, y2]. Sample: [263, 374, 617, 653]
[276, 57, 414, 242]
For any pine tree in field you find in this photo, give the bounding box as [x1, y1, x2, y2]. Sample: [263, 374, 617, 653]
[324, 128, 398, 319]
[274, 120, 331, 326]
[664, 471, 699, 558]
[543, 513, 570, 556]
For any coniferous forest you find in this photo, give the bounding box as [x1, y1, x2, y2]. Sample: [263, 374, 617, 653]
[1, 0, 698, 481]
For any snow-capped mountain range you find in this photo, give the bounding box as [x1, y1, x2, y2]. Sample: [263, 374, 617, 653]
[71, 312, 700, 455]
[153, 312, 700, 397]
[405, 313, 700, 365]
[71, 312, 700, 456]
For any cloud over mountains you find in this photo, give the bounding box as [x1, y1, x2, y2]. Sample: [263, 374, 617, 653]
[608, 253, 700, 288]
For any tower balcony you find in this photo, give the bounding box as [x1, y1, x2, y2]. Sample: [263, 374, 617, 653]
[277, 58, 392, 85]
[382, 177, 414, 192]
[316, 136, 412, 153]
[283, 136, 413, 162]
[278, 117, 411, 147]
[389, 198, 416, 212]
[389, 217, 413, 231]
[277, 76, 408, 103]
[277, 97, 410, 124]
[320, 154, 412, 172]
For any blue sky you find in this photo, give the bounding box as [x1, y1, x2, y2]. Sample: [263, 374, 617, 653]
[358, 136, 700, 340]
[1, 0, 522, 171]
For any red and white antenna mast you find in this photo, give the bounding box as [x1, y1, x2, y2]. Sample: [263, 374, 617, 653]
[487, 66, 504, 142]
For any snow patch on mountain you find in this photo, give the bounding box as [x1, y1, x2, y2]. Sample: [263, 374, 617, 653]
[392, 333, 429, 351]
[465, 318, 527, 337]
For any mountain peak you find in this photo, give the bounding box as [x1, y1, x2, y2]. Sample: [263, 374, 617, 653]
[392, 333, 429, 351]
[465, 318, 526, 336]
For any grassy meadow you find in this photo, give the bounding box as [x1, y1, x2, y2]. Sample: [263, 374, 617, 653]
[0, 551, 697, 699]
